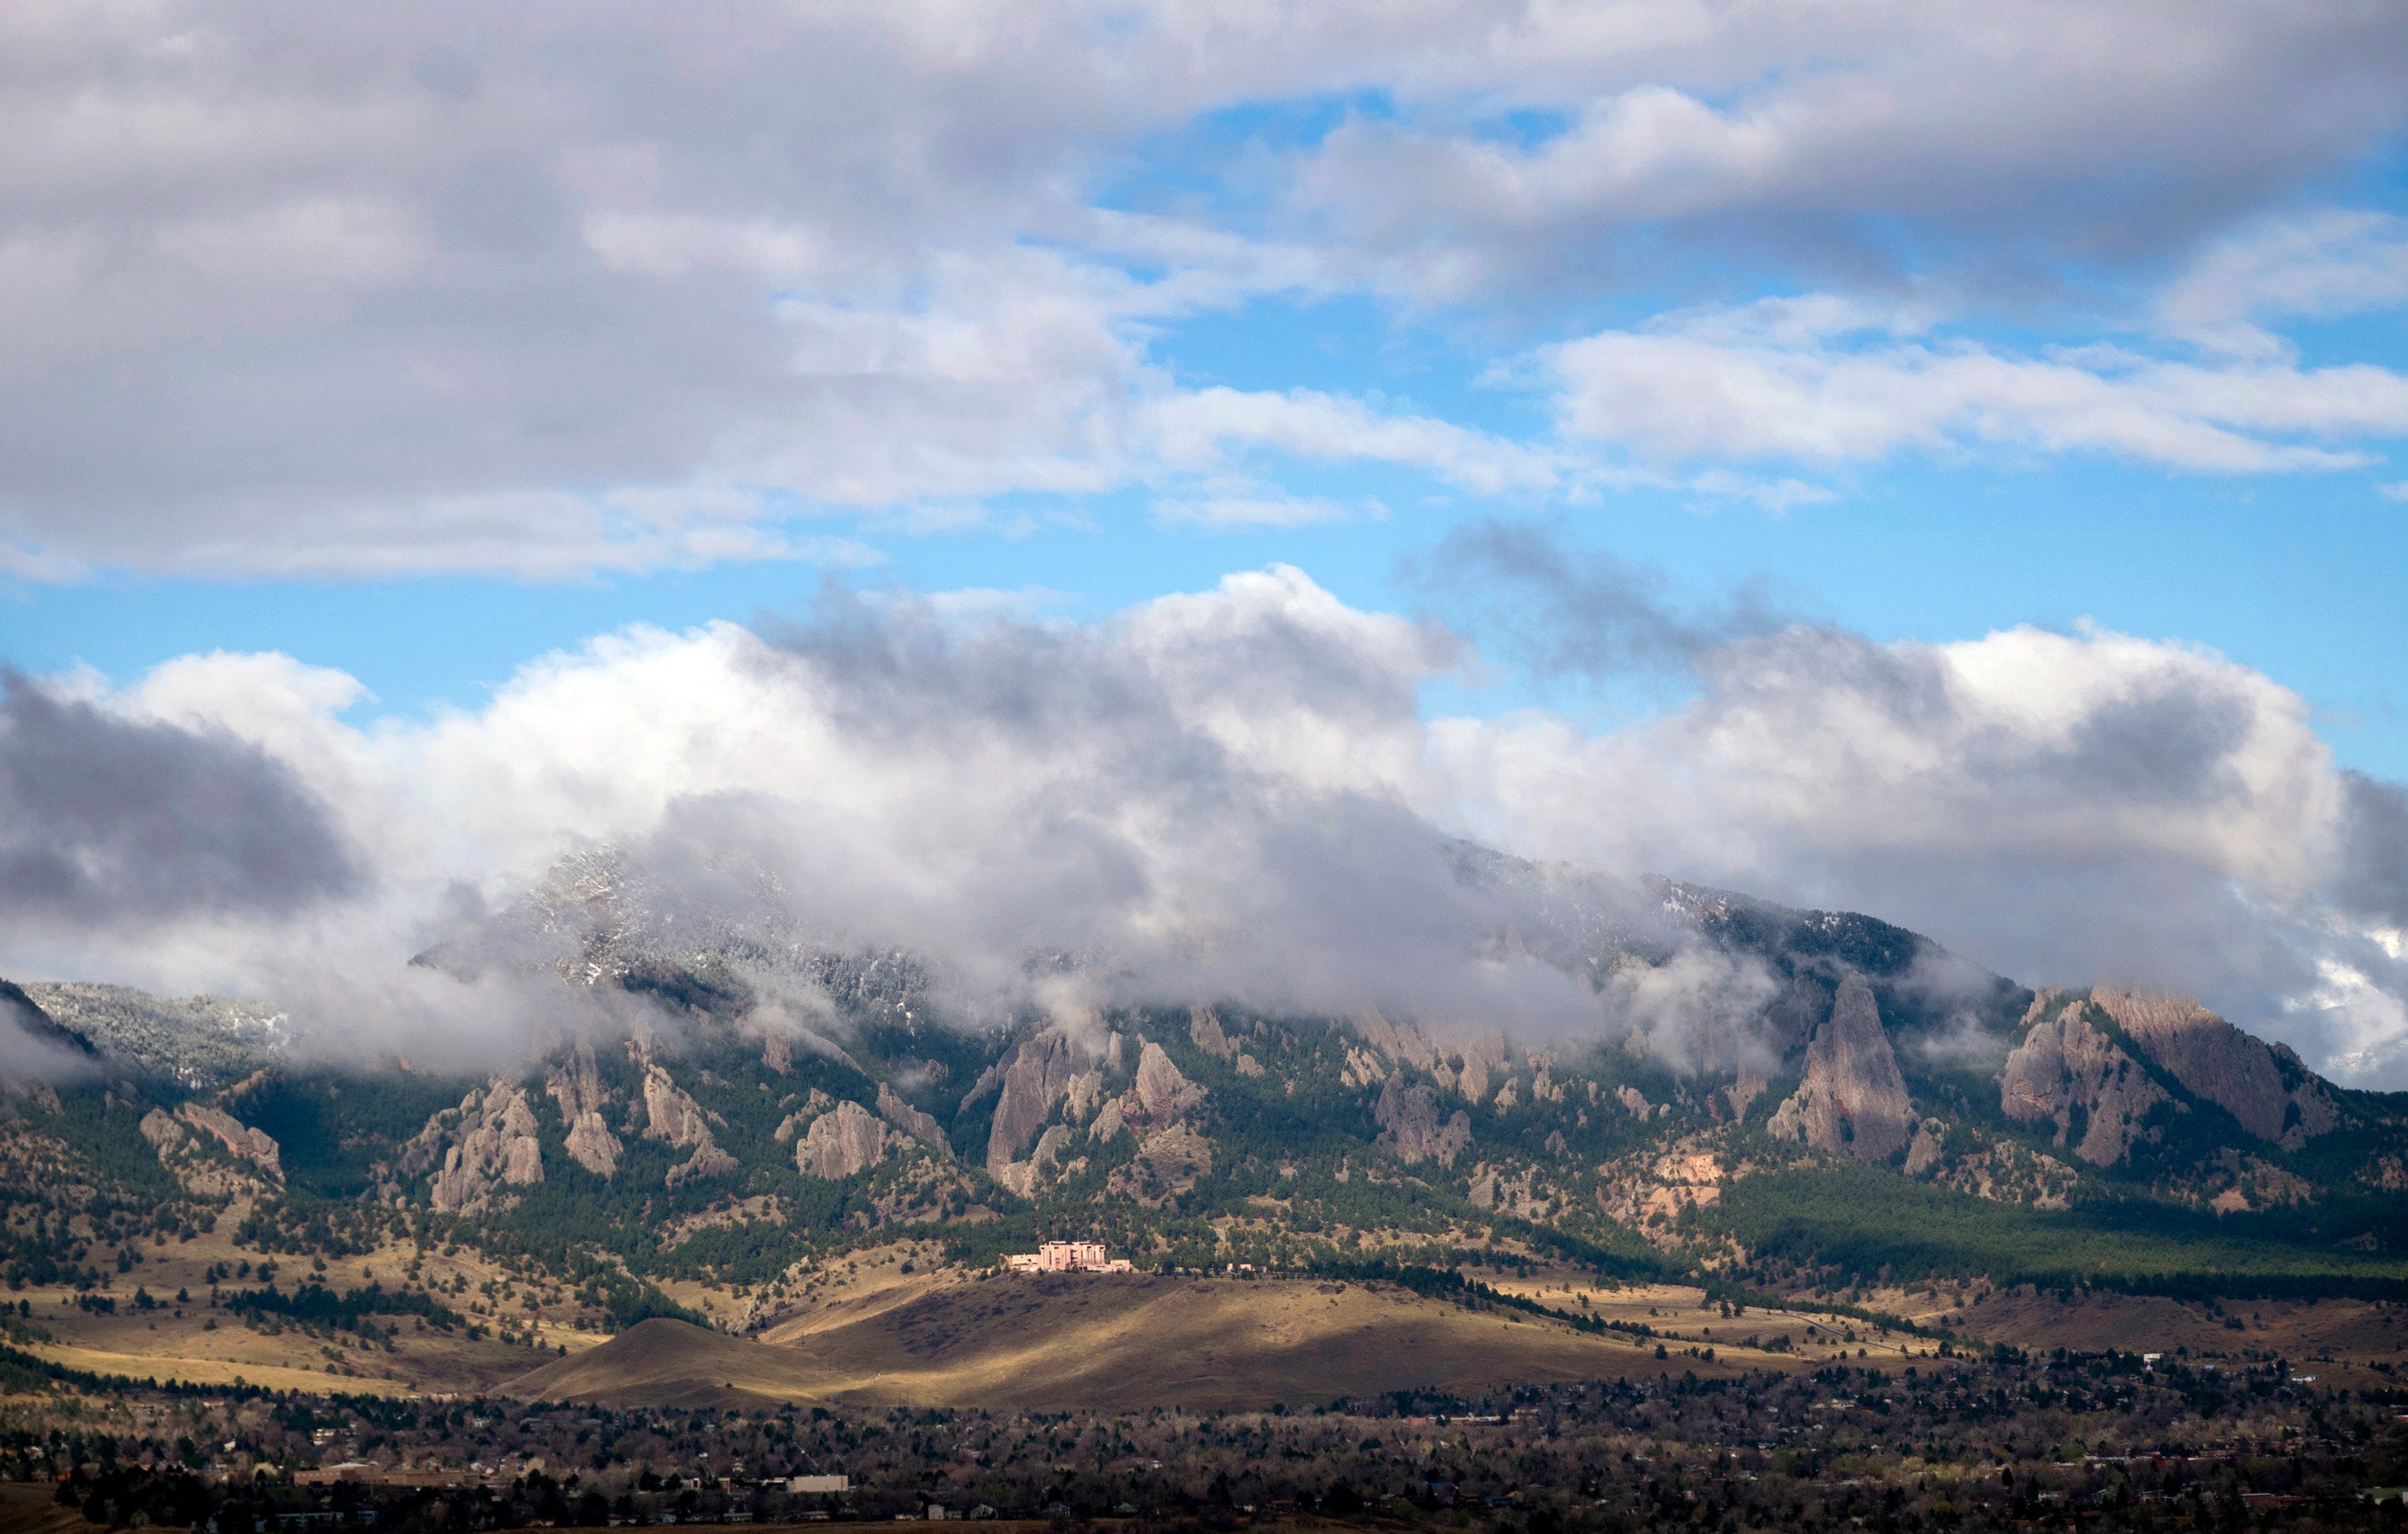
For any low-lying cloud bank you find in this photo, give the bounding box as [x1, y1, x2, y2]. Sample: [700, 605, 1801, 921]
[2, 560, 2402, 1085]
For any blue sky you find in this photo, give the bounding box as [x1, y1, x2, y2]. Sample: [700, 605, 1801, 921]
[4, 2, 2408, 1080]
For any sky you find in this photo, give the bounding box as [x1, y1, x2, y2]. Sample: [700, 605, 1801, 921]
[3, 1, 2407, 1083]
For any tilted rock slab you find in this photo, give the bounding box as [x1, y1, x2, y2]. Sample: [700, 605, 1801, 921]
[876, 1082, 951, 1157]
[1767, 972, 1914, 1163]
[1373, 1077, 1473, 1168]
[1998, 993, 2170, 1167]
[986, 1032, 1084, 1176]
[546, 1040, 624, 1178]
[2092, 987, 2340, 1149]
[796, 1100, 888, 1181]
[410, 1079, 547, 1214]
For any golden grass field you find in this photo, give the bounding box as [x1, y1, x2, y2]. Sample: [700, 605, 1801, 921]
[505, 1269, 1784, 1411]
[8, 1199, 603, 1398]
[18, 1219, 2402, 1409]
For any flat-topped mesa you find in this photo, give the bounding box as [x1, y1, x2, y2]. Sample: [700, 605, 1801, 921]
[1003, 1239, 1132, 1275]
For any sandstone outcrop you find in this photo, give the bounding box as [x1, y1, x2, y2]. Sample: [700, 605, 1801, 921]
[795, 1100, 889, 1180]
[1766, 972, 1914, 1163]
[638, 1062, 737, 1188]
[1903, 1118, 1948, 1177]
[1106, 1122, 1214, 1204]
[1189, 1006, 1238, 1060]
[172, 1101, 283, 1176]
[876, 1082, 951, 1156]
[1998, 995, 2171, 1167]
[400, 1079, 546, 1214]
[666, 1139, 739, 1189]
[546, 1041, 623, 1178]
[2092, 987, 2339, 1149]
[1373, 1078, 1473, 1167]
[985, 1033, 1084, 1175]
[1131, 1042, 1205, 1123]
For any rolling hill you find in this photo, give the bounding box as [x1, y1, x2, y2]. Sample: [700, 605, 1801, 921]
[504, 1273, 1699, 1411]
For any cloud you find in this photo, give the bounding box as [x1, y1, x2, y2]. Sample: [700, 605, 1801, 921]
[1427, 551, 2408, 1081]
[4, 3, 2406, 576]
[1296, 5, 2408, 303]
[6, 555, 2406, 1084]
[2158, 209, 2408, 356]
[1153, 486, 1378, 529]
[1542, 296, 2408, 472]
[2338, 771, 2408, 930]
[1408, 516, 1788, 677]
[0, 669, 363, 930]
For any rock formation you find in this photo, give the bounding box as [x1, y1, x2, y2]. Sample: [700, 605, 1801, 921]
[1998, 995, 2172, 1166]
[796, 1100, 888, 1180]
[638, 1062, 737, 1188]
[1189, 1006, 1237, 1060]
[1766, 972, 1914, 1163]
[1903, 1118, 1948, 1177]
[876, 1082, 951, 1156]
[666, 1140, 739, 1189]
[2092, 987, 2339, 1149]
[1131, 1042, 1205, 1124]
[1106, 1123, 1214, 1204]
[1373, 1078, 1473, 1167]
[173, 1101, 283, 1175]
[985, 1033, 1084, 1175]
[399, 1079, 545, 1214]
[546, 1041, 623, 1178]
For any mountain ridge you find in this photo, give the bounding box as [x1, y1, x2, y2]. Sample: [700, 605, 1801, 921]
[6, 840, 2404, 1352]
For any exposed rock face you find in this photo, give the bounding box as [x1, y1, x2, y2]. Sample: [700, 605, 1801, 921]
[1132, 1042, 1204, 1123]
[1727, 1075, 1767, 1123]
[1903, 1118, 1948, 1177]
[1031, 1123, 1075, 1168]
[986, 1033, 1084, 1175]
[773, 1089, 835, 1142]
[1189, 1007, 1237, 1061]
[1107, 1123, 1214, 1204]
[876, 1082, 951, 1157]
[796, 1100, 887, 1180]
[2093, 987, 2340, 1149]
[176, 1101, 283, 1175]
[666, 1140, 739, 1190]
[641, 1065, 718, 1149]
[1373, 1078, 1473, 1167]
[637, 1062, 736, 1188]
[405, 1079, 545, 1214]
[1084, 1040, 1210, 1178]
[1765, 973, 1914, 1163]
[546, 1042, 622, 1178]
[1999, 995, 2171, 1167]
[1454, 1050, 1491, 1105]
[139, 1106, 266, 1197]
[1351, 1010, 1435, 1071]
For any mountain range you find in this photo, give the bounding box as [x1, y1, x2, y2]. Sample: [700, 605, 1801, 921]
[6, 840, 2402, 1345]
